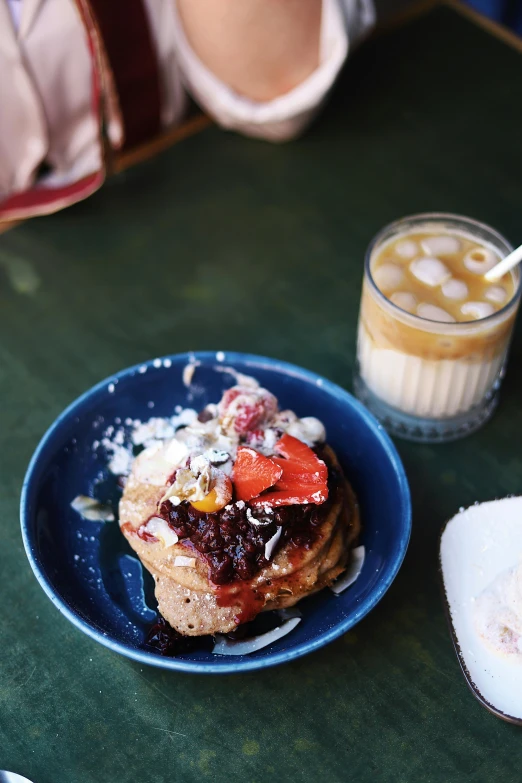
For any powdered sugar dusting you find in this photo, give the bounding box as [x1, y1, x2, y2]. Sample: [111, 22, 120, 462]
[95, 408, 198, 477]
[104, 441, 133, 477]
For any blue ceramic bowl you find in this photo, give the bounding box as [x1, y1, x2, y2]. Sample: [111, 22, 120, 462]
[20, 352, 411, 673]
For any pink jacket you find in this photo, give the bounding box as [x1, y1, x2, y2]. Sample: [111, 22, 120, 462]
[0, 0, 374, 221]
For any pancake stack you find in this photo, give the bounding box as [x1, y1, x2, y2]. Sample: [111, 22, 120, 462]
[119, 444, 360, 636]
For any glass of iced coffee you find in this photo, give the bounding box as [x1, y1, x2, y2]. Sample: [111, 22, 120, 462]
[354, 213, 521, 442]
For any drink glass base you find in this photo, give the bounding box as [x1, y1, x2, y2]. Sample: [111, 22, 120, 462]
[353, 373, 499, 443]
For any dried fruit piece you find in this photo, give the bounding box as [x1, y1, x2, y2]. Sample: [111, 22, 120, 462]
[232, 447, 283, 502]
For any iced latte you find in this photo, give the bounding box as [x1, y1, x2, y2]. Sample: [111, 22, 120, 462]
[354, 214, 521, 441]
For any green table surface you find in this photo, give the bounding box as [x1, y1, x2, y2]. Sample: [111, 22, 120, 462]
[2, 4, 522, 781]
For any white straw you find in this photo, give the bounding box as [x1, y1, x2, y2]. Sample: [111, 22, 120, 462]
[485, 244, 522, 282]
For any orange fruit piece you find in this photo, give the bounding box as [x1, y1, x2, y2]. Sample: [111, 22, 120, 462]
[191, 475, 233, 513]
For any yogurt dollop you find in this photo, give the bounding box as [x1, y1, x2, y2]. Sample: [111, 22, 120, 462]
[474, 562, 522, 657]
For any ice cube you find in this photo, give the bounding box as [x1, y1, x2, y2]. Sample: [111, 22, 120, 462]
[421, 236, 461, 255]
[395, 239, 418, 259]
[410, 257, 451, 287]
[463, 247, 497, 274]
[461, 301, 495, 320]
[390, 291, 417, 313]
[441, 278, 469, 300]
[484, 285, 507, 304]
[416, 303, 456, 323]
[373, 263, 404, 292]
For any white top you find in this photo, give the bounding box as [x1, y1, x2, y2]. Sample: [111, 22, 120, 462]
[0, 0, 375, 202]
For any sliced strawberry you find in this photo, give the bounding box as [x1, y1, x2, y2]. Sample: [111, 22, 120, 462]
[274, 434, 327, 481]
[250, 434, 329, 507]
[271, 459, 326, 484]
[251, 485, 328, 507]
[274, 433, 323, 469]
[232, 447, 283, 502]
[273, 475, 326, 491]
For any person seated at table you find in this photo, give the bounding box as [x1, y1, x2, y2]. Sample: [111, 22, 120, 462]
[0, 0, 374, 221]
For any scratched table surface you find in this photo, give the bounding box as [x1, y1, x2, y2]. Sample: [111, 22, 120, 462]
[2, 4, 522, 782]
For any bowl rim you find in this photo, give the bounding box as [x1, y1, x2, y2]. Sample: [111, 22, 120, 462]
[20, 350, 411, 674]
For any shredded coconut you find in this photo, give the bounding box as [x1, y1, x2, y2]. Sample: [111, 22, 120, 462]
[212, 617, 301, 655]
[264, 527, 282, 560]
[182, 358, 201, 387]
[70, 496, 115, 522]
[173, 556, 197, 568]
[143, 517, 179, 547]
